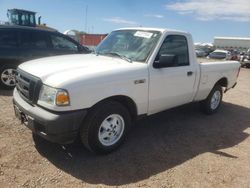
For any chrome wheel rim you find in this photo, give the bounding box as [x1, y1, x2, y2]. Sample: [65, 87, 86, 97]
[1, 69, 16, 86]
[210, 90, 221, 110]
[98, 114, 125, 146]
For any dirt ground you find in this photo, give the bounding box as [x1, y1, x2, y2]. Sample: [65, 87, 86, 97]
[0, 68, 250, 188]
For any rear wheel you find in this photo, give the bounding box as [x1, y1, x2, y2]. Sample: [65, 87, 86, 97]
[80, 101, 131, 154]
[0, 65, 17, 89]
[201, 85, 223, 114]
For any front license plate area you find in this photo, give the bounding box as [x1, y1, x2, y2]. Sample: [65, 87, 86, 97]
[14, 105, 29, 125]
[14, 105, 22, 120]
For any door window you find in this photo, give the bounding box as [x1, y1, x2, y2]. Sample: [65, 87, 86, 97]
[51, 34, 78, 51]
[19, 31, 49, 49]
[32, 32, 49, 48]
[19, 31, 32, 48]
[156, 35, 189, 67]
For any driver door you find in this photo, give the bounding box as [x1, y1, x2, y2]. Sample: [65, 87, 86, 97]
[148, 34, 197, 114]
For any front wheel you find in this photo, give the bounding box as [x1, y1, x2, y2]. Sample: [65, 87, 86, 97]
[201, 85, 223, 114]
[80, 101, 131, 154]
[0, 65, 17, 89]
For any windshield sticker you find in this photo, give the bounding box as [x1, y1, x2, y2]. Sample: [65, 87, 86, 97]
[134, 31, 153, 39]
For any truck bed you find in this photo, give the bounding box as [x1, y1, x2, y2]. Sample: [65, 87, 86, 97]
[194, 60, 240, 101]
[197, 57, 229, 63]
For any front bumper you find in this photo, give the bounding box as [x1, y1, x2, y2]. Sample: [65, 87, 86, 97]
[13, 88, 87, 144]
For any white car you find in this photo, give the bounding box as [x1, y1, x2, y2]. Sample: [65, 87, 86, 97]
[13, 28, 241, 154]
[208, 50, 232, 60]
[195, 49, 207, 57]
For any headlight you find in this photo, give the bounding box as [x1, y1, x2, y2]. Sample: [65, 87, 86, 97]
[39, 85, 70, 106]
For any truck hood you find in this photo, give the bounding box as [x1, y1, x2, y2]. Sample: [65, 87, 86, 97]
[19, 54, 147, 87]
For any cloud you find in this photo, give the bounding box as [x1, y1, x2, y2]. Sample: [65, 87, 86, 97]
[144, 14, 164, 19]
[103, 17, 137, 25]
[165, 0, 250, 22]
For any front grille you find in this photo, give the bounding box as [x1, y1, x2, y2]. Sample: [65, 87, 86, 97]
[16, 68, 42, 104]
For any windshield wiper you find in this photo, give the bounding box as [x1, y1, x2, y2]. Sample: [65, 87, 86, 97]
[103, 52, 132, 63]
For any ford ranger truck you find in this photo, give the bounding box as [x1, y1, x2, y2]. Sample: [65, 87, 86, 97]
[13, 28, 241, 154]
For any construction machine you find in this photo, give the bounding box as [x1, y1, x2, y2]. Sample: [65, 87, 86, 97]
[4, 8, 56, 30]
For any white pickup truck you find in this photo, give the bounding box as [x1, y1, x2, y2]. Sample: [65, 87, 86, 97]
[13, 28, 240, 153]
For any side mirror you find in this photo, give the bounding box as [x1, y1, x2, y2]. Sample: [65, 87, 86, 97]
[153, 54, 177, 68]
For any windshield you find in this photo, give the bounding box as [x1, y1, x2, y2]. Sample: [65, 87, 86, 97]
[96, 30, 161, 62]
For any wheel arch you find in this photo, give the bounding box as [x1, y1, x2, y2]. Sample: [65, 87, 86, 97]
[201, 77, 227, 101]
[91, 95, 138, 122]
[215, 77, 228, 88]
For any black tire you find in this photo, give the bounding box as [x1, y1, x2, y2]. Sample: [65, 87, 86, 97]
[201, 85, 223, 114]
[0, 65, 17, 90]
[80, 100, 131, 154]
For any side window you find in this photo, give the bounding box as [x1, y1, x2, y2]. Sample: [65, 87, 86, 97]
[51, 34, 78, 51]
[32, 32, 49, 48]
[19, 31, 49, 48]
[157, 35, 189, 67]
[0, 30, 18, 48]
[19, 31, 32, 48]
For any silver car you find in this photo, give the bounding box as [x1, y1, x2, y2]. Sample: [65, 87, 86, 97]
[208, 50, 232, 60]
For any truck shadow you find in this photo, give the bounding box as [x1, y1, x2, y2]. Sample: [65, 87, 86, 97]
[34, 102, 250, 186]
[0, 89, 13, 96]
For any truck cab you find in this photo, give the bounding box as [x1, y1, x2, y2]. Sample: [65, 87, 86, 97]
[7, 9, 37, 27]
[146, 30, 200, 114]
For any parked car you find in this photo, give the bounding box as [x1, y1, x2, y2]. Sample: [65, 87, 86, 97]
[195, 49, 207, 57]
[208, 50, 232, 60]
[241, 59, 250, 68]
[239, 52, 249, 67]
[240, 54, 250, 68]
[13, 28, 240, 154]
[0, 25, 90, 89]
[230, 49, 240, 60]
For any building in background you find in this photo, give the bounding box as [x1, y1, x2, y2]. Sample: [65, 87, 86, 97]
[64, 30, 82, 42]
[214, 37, 250, 50]
[64, 29, 107, 47]
[80, 34, 107, 47]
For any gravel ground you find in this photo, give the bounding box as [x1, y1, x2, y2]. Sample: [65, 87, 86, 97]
[0, 68, 250, 188]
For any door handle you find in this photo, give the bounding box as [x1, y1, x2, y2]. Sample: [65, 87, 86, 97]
[187, 71, 193, 76]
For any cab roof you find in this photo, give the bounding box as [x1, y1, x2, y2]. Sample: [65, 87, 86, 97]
[0, 25, 58, 33]
[115, 27, 188, 34]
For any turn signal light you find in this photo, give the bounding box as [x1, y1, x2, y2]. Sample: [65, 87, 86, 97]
[56, 91, 70, 106]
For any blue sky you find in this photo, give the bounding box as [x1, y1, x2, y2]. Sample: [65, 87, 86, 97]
[0, 0, 249, 42]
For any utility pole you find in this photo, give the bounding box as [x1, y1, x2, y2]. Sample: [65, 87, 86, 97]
[84, 5, 88, 33]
